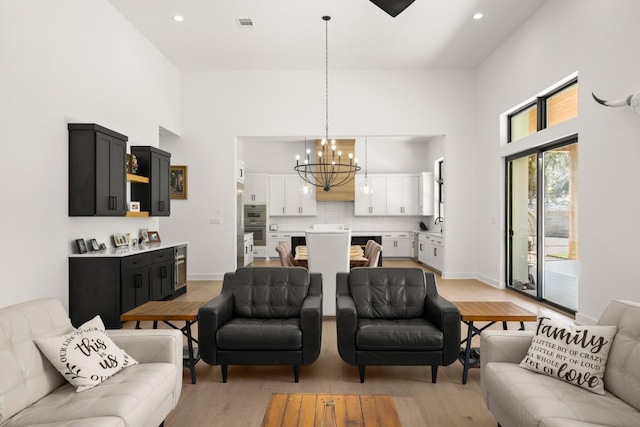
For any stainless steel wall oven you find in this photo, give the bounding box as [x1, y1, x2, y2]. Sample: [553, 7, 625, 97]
[244, 204, 266, 246]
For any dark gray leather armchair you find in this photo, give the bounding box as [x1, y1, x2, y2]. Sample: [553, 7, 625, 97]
[198, 267, 322, 382]
[336, 268, 460, 383]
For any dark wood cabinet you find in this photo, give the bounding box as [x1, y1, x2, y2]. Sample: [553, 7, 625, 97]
[70, 247, 177, 328]
[131, 146, 171, 216]
[150, 249, 174, 300]
[69, 124, 127, 216]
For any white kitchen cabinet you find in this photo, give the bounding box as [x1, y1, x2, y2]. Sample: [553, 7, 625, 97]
[386, 175, 419, 216]
[382, 233, 413, 257]
[418, 234, 429, 265]
[419, 172, 434, 216]
[236, 159, 245, 183]
[428, 235, 444, 272]
[269, 175, 317, 216]
[243, 234, 253, 266]
[354, 175, 387, 215]
[252, 246, 267, 259]
[418, 233, 444, 272]
[243, 174, 269, 204]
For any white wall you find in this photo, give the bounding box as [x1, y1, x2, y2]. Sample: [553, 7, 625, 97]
[160, 70, 477, 280]
[0, 0, 181, 309]
[475, 0, 640, 322]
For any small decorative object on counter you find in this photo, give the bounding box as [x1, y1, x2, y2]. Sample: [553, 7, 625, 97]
[139, 228, 149, 243]
[147, 230, 161, 243]
[88, 238, 100, 252]
[75, 239, 87, 254]
[112, 234, 128, 247]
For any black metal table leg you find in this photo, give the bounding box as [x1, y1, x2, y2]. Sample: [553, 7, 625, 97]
[185, 321, 196, 384]
[462, 321, 474, 384]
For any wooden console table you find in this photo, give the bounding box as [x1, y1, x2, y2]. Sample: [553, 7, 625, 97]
[452, 301, 537, 384]
[120, 300, 205, 384]
[262, 393, 401, 427]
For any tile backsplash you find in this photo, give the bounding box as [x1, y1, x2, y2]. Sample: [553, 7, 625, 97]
[269, 201, 431, 232]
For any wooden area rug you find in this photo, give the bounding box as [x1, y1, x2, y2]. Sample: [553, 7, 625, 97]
[261, 393, 401, 427]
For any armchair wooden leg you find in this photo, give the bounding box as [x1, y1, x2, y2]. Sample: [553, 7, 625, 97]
[221, 365, 228, 383]
[431, 365, 438, 383]
[293, 364, 300, 383]
[359, 365, 366, 383]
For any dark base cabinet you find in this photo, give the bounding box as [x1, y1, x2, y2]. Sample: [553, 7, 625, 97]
[70, 248, 175, 328]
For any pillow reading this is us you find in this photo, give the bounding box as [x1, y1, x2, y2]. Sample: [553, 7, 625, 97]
[35, 315, 138, 392]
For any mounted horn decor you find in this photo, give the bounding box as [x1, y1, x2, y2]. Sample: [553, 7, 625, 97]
[592, 92, 640, 115]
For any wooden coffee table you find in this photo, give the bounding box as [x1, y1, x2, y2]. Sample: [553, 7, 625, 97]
[452, 301, 537, 384]
[262, 393, 401, 427]
[120, 300, 206, 384]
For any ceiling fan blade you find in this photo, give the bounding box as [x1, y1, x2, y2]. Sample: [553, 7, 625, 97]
[370, 0, 416, 17]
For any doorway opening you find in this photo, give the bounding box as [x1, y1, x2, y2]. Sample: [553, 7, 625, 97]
[506, 135, 578, 312]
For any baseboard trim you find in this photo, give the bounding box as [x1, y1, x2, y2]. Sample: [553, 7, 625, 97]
[187, 273, 224, 281]
[575, 312, 598, 326]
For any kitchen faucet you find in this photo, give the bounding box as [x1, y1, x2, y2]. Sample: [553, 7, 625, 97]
[434, 216, 444, 233]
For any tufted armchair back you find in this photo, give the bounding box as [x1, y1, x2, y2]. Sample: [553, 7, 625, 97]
[224, 267, 311, 319]
[347, 267, 428, 319]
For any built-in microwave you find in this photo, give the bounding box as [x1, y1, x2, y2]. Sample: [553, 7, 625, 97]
[244, 204, 266, 223]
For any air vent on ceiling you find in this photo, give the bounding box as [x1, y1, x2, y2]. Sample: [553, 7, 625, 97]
[236, 18, 253, 27]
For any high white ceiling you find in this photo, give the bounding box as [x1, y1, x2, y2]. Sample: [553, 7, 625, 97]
[108, 0, 547, 72]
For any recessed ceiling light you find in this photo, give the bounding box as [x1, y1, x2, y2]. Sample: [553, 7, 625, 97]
[174, 15, 184, 22]
[473, 12, 484, 20]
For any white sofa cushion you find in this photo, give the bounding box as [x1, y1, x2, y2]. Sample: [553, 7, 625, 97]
[2, 362, 176, 427]
[485, 362, 640, 427]
[519, 316, 616, 394]
[34, 316, 137, 392]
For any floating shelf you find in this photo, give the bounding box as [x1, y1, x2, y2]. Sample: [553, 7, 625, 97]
[126, 211, 149, 217]
[127, 173, 149, 184]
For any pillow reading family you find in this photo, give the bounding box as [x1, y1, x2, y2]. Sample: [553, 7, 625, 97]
[519, 316, 616, 394]
[35, 315, 138, 392]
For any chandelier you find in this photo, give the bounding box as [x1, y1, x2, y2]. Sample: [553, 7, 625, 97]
[294, 16, 360, 192]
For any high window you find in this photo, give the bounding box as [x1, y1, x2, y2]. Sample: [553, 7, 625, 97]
[508, 78, 578, 143]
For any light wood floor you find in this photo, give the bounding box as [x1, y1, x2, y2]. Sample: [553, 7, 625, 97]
[125, 260, 572, 427]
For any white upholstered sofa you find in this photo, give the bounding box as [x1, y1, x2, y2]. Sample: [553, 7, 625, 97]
[481, 300, 640, 427]
[0, 298, 182, 427]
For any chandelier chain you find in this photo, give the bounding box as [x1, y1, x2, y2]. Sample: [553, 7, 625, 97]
[325, 16, 329, 140]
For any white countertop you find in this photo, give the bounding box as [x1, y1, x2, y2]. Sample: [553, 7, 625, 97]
[268, 230, 421, 236]
[69, 241, 188, 258]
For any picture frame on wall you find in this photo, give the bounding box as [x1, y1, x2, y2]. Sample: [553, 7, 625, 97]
[75, 239, 87, 254]
[170, 165, 188, 199]
[147, 231, 161, 243]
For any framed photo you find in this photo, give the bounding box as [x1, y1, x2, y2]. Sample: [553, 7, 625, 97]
[140, 229, 149, 243]
[129, 201, 140, 212]
[88, 238, 100, 252]
[170, 165, 188, 199]
[112, 234, 129, 247]
[147, 231, 161, 243]
[75, 239, 87, 254]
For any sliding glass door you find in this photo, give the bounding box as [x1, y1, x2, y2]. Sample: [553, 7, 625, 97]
[507, 137, 578, 312]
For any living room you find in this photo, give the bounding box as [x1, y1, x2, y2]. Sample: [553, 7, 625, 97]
[2, 0, 640, 425]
